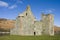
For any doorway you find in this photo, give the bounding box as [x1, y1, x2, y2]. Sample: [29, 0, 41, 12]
[34, 32, 36, 36]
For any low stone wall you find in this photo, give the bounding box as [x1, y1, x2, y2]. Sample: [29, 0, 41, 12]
[0, 32, 10, 36]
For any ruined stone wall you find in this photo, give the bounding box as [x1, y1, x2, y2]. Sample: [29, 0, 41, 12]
[34, 21, 42, 35]
[48, 15, 54, 35]
[41, 14, 54, 35]
[10, 5, 54, 36]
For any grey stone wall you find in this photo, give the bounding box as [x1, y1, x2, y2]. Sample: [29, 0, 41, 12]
[10, 5, 54, 36]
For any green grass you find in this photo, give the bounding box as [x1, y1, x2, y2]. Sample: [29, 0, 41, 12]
[0, 35, 60, 40]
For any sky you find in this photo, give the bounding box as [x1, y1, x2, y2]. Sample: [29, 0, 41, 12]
[0, 0, 60, 27]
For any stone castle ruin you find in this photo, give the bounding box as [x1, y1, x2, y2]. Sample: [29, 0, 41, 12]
[10, 5, 54, 36]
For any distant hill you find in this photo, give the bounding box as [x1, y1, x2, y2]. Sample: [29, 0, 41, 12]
[0, 18, 15, 31]
[54, 26, 60, 34]
[54, 26, 60, 31]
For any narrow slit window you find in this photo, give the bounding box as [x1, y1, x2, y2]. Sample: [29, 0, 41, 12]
[26, 13, 27, 16]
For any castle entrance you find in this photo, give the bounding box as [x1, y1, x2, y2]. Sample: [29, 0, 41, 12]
[34, 32, 36, 36]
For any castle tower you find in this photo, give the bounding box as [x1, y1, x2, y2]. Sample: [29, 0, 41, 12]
[48, 14, 54, 36]
[41, 14, 54, 35]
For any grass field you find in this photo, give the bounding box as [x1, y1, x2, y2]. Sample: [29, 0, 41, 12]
[0, 35, 60, 40]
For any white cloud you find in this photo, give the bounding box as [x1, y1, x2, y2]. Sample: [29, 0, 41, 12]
[8, 5, 17, 9]
[8, 0, 24, 9]
[19, 1, 23, 4]
[46, 9, 55, 13]
[0, 1, 17, 9]
[52, 9, 55, 11]
[40, 10, 44, 13]
[40, 9, 55, 13]
[16, 0, 23, 4]
[0, 0, 24, 9]
[0, 1, 8, 7]
[46, 10, 52, 13]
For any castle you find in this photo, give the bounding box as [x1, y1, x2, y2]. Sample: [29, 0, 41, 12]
[10, 5, 54, 36]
